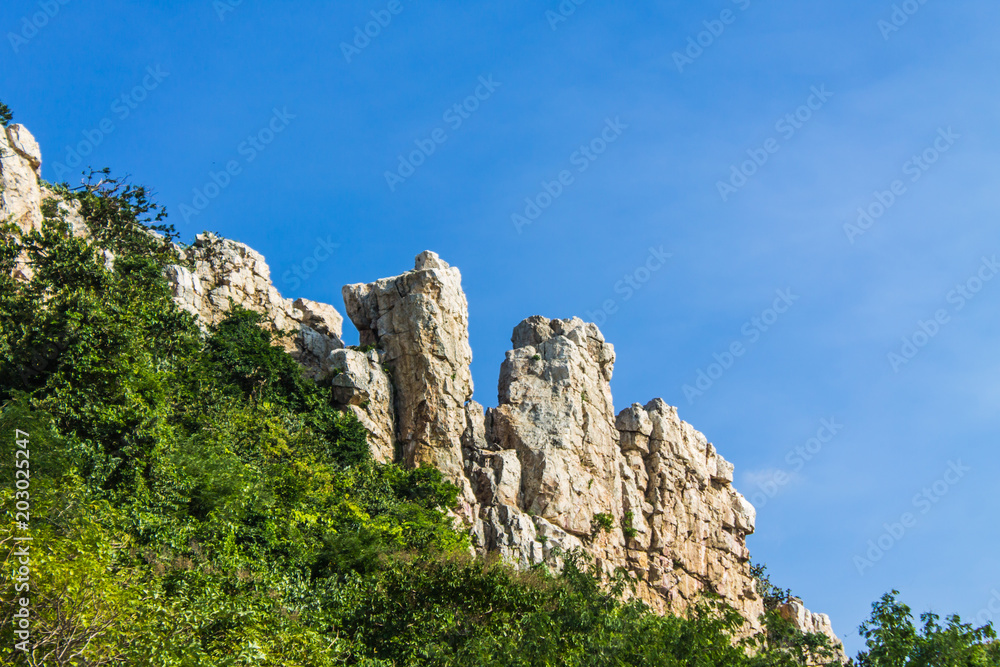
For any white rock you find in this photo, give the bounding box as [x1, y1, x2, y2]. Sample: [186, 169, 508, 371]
[327, 348, 395, 463]
[6, 124, 41, 175]
[1, 124, 43, 235]
[342, 251, 476, 502]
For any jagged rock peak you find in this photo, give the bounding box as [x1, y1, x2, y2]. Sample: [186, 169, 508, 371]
[489, 315, 620, 538]
[342, 251, 476, 507]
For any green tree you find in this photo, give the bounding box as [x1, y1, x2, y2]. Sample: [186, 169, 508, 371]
[856, 591, 999, 666]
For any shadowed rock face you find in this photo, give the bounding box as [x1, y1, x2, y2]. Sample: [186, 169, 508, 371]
[327, 347, 395, 464]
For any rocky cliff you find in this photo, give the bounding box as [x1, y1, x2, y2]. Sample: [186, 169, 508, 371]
[1, 123, 840, 649]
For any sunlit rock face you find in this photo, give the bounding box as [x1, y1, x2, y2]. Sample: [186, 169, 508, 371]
[1, 123, 43, 237]
[336, 251, 840, 649]
[165, 233, 345, 379]
[3, 122, 842, 651]
[342, 251, 477, 507]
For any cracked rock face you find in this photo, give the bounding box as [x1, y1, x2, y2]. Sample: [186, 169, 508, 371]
[488, 316, 621, 538]
[615, 399, 762, 624]
[342, 251, 475, 500]
[1, 124, 44, 237]
[327, 348, 395, 463]
[165, 233, 344, 378]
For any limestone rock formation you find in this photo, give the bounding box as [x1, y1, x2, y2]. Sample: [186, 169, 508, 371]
[480, 318, 758, 626]
[337, 251, 841, 649]
[614, 399, 762, 622]
[779, 598, 837, 639]
[489, 316, 622, 539]
[342, 251, 476, 503]
[2, 122, 842, 651]
[327, 347, 395, 463]
[1, 123, 44, 236]
[165, 232, 344, 377]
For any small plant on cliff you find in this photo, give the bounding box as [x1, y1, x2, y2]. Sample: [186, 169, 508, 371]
[592, 512, 614, 536]
[0, 101, 12, 127]
[622, 510, 638, 538]
[751, 562, 792, 612]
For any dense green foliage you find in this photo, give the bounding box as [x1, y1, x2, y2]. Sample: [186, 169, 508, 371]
[855, 591, 999, 666]
[0, 175, 993, 665]
[0, 101, 12, 127]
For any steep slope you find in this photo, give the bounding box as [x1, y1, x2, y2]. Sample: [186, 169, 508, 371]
[1, 121, 841, 650]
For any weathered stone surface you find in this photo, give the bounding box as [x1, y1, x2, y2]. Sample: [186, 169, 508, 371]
[779, 598, 845, 660]
[476, 316, 839, 646]
[165, 232, 344, 378]
[6, 124, 41, 175]
[342, 251, 475, 502]
[294, 298, 343, 339]
[615, 398, 762, 624]
[1, 124, 43, 235]
[488, 316, 621, 538]
[327, 347, 395, 463]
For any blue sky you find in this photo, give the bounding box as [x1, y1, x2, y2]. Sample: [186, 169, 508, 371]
[4, 0, 999, 655]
